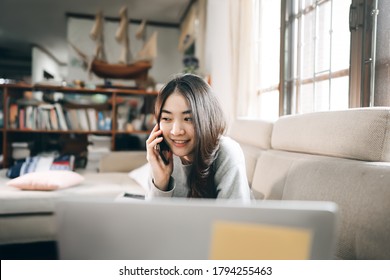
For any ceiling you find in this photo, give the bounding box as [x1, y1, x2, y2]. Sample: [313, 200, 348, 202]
[0, 0, 192, 78]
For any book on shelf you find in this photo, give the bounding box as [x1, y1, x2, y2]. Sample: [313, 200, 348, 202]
[63, 110, 73, 130]
[8, 103, 18, 129]
[96, 111, 112, 131]
[0, 110, 3, 128]
[66, 109, 80, 130]
[77, 109, 90, 131]
[37, 103, 54, 130]
[37, 107, 47, 130]
[18, 108, 25, 129]
[50, 107, 59, 130]
[24, 106, 34, 129]
[54, 103, 68, 131]
[86, 108, 97, 131]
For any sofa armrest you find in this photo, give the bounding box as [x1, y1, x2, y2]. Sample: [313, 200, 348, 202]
[99, 151, 147, 173]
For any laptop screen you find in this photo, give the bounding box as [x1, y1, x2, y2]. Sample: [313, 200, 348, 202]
[55, 198, 338, 260]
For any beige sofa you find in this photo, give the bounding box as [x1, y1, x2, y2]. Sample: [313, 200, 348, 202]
[1, 107, 389, 259]
[230, 107, 390, 259]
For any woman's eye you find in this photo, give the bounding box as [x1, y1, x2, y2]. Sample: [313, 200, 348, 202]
[184, 117, 193, 122]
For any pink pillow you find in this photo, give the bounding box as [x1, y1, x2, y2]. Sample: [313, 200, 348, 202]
[7, 170, 85, 191]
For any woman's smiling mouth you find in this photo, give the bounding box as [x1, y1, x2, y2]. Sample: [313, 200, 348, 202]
[171, 139, 190, 147]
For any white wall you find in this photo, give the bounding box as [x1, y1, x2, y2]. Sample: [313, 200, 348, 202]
[204, 0, 234, 126]
[32, 46, 65, 83]
[67, 17, 183, 85]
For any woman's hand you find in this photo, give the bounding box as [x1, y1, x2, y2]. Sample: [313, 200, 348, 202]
[146, 124, 173, 191]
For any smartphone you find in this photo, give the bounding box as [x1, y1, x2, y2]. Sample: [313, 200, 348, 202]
[158, 137, 170, 165]
[123, 193, 145, 200]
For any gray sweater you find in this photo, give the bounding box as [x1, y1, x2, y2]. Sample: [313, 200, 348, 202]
[147, 136, 251, 201]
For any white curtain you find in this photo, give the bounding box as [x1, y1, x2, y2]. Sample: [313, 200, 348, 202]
[229, 0, 257, 117]
[178, 5, 197, 52]
[178, 0, 207, 75]
[195, 0, 207, 75]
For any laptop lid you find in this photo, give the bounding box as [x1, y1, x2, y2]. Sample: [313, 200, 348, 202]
[55, 198, 339, 260]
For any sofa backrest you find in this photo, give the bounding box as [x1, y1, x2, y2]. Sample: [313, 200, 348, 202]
[229, 119, 273, 186]
[271, 107, 390, 162]
[229, 118, 274, 150]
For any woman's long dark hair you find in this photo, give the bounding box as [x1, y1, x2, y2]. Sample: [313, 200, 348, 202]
[155, 73, 226, 198]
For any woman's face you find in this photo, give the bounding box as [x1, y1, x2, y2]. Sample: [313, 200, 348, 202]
[159, 92, 196, 164]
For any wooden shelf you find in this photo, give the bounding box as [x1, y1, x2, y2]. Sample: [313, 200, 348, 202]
[5, 128, 151, 134]
[2, 83, 159, 95]
[0, 83, 157, 168]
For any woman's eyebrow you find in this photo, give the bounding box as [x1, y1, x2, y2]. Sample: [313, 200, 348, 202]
[161, 109, 192, 115]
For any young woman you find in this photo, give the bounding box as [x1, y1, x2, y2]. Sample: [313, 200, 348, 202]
[146, 73, 250, 200]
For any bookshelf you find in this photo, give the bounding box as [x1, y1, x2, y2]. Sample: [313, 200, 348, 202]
[0, 83, 158, 168]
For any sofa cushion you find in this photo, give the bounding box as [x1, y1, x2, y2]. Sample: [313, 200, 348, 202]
[239, 144, 264, 187]
[251, 150, 296, 199]
[281, 156, 390, 260]
[272, 107, 390, 161]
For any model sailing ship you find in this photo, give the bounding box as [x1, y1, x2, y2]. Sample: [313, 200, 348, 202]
[70, 6, 157, 81]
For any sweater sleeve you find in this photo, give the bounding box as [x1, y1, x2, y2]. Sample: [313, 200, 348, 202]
[146, 176, 175, 198]
[214, 137, 251, 201]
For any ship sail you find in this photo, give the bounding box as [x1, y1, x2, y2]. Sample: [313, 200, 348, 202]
[135, 19, 147, 40]
[137, 31, 157, 61]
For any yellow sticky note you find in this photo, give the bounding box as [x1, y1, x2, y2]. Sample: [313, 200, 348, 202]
[209, 221, 312, 260]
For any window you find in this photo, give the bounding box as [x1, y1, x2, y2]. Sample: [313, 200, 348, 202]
[254, 0, 281, 121]
[282, 0, 351, 114]
[253, 0, 350, 119]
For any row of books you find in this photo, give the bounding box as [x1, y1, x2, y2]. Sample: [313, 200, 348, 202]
[6, 153, 76, 179]
[8, 103, 112, 131]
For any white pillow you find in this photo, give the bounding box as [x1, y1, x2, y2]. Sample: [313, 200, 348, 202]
[7, 170, 85, 191]
[128, 163, 150, 191]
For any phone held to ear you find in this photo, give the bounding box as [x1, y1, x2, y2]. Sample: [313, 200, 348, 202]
[158, 138, 170, 165]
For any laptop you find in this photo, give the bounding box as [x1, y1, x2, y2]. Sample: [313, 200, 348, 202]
[55, 198, 339, 260]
